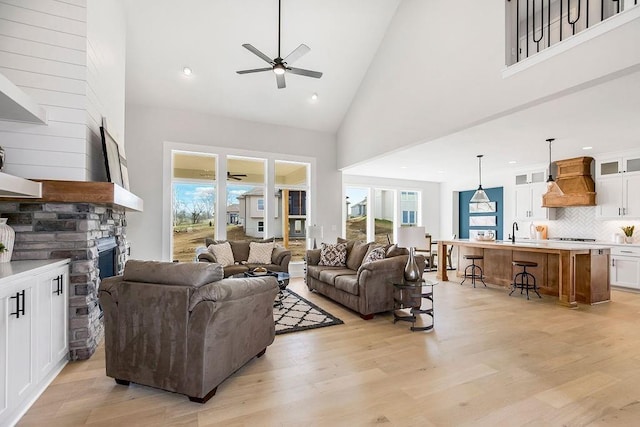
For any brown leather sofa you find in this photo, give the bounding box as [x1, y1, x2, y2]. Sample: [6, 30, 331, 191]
[197, 239, 291, 280]
[306, 242, 425, 320]
[99, 260, 279, 403]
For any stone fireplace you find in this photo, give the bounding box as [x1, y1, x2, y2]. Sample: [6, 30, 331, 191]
[0, 181, 141, 360]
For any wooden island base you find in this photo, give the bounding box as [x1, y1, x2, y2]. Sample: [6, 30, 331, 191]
[436, 240, 611, 307]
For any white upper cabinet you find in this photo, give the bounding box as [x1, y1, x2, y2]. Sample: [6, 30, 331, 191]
[514, 170, 555, 220]
[596, 154, 640, 219]
[597, 154, 640, 178]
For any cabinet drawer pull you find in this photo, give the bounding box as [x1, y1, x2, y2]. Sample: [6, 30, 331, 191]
[620, 250, 634, 254]
[10, 290, 25, 318]
[52, 275, 64, 295]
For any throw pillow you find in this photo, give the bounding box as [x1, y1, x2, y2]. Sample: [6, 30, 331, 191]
[208, 242, 234, 267]
[247, 241, 274, 264]
[346, 241, 371, 270]
[319, 242, 347, 267]
[363, 247, 386, 264]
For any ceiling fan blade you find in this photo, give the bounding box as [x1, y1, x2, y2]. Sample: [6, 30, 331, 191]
[288, 67, 323, 79]
[276, 73, 286, 89]
[236, 67, 272, 74]
[283, 44, 310, 65]
[242, 44, 274, 65]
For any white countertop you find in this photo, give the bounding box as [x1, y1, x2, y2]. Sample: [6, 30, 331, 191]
[0, 259, 69, 285]
[451, 239, 613, 251]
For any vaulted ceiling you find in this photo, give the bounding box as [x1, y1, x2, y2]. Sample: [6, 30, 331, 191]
[122, 0, 400, 133]
[122, 1, 640, 182]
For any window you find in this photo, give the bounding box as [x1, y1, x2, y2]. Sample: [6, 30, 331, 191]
[344, 186, 422, 243]
[171, 152, 216, 262]
[402, 210, 416, 225]
[167, 149, 312, 263]
[227, 156, 265, 240]
[345, 187, 368, 241]
[374, 189, 395, 245]
[401, 191, 417, 201]
[275, 161, 310, 262]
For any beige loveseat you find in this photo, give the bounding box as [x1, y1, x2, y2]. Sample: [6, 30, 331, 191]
[197, 239, 291, 280]
[306, 241, 426, 320]
[99, 260, 278, 403]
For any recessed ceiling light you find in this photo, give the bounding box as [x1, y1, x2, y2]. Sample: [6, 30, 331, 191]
[437, 170, 445, 174]
[582, 146, 593, 150]
[508, 160, 517, 164]
[311, 93, 318, 101]
[400, 166, 408, 169]
[183, 67, 193, 76]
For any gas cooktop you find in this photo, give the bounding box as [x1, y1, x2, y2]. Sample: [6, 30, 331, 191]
[548, 237, 596, 242]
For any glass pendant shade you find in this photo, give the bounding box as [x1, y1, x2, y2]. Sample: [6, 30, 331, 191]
[544, 138, 564, 195]
[470, 187, 490, 203]
[471, 155, 490, 203]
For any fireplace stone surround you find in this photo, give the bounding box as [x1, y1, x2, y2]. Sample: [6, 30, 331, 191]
[0, 201, 128, 360]
[0, 180, 141, 361]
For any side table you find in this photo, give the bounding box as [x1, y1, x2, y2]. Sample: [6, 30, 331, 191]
[393, 279, 438, 331]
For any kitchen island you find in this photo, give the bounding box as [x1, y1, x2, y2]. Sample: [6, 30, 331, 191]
[436, 239, 611, 307]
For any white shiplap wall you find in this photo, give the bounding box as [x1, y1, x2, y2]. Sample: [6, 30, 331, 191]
[0, 0, 126, 182]
[85, 0, 126, 182]
[0, 0, 89, 180]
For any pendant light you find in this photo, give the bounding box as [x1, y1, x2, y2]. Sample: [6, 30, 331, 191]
[545, 138, 564, 194]
[470, 155, 490, 203]
[546, 138, 555, 184]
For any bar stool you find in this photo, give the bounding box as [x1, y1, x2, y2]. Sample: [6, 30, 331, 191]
[509, 261, 541, 300]
[461, 254, 485, 288]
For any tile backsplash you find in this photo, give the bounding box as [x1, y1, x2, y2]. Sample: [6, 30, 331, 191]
[528, 207, 639, 243]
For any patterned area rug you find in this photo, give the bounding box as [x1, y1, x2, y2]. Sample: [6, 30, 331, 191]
[274, 289, 343, 335]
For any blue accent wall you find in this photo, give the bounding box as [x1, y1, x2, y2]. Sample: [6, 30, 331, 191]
[459, 187, 504, 240]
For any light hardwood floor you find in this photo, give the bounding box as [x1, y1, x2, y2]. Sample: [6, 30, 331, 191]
[19, 274, 640, 426]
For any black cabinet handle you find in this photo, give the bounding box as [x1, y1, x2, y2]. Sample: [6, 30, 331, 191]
[52, 274, 64, 295]
[10, 290, 25, 318]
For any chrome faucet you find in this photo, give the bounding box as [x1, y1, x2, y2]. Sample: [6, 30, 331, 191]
[511, 222, 519, 243]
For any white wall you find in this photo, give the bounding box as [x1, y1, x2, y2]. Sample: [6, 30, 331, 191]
[337, 0, 640, 169]
[125, 104, 341, 261]
[86, 0, 126, 181]
[0, 0, 88, 180]
[343, 174, 440, 239]
[0, 0, 126, 182]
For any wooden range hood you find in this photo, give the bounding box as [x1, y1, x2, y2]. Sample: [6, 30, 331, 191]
[542, 156, 596, 207]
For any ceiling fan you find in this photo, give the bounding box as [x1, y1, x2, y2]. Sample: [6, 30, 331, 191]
[227, 171, 247, 181]
[236, 0, 323, 89]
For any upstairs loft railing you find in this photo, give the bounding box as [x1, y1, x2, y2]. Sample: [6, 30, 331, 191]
[506, 0, 638, 65]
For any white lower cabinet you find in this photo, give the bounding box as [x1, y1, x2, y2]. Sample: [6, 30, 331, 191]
[0, 260, 69, 427]
[610, 247, 640, 289]
[36, 265, 68, 380]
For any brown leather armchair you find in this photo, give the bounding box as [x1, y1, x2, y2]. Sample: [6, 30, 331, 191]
[99, 260, 278, 403]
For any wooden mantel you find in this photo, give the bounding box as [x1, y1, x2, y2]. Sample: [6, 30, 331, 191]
[5, 180, 143, 212]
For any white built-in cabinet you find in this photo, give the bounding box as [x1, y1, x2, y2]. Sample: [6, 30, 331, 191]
[610, 246, 640, 289]
[0, 260, 69, 427]
[596, 155, 640, 219]
[514, 170, 556, 220]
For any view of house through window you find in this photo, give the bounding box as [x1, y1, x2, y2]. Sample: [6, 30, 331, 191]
[345, 187, 368, 241]
[170, 151, 311, 262]
[228, 156, 266, 240]
[400, 191, 419, 226]
[275, 161, 309, 261]
[374, 189, 395, 245]
[345, 186, 422, 245]
[171, 152, 216, 262]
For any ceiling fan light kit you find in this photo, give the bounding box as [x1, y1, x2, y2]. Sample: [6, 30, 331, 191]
[236, 0, 323, 89]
